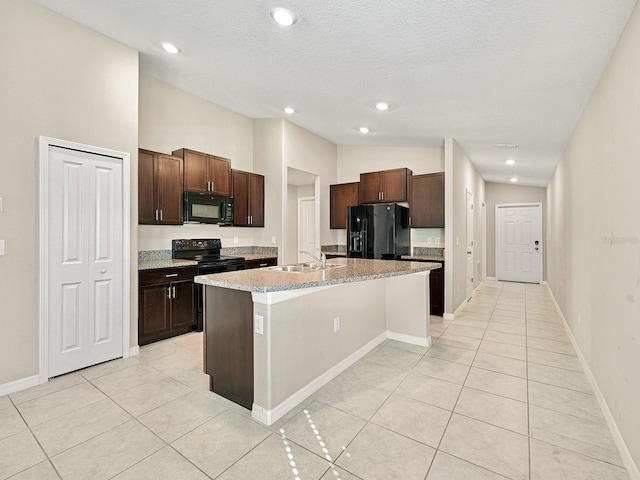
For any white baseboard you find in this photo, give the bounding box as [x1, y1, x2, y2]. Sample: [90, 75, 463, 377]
[0, 375, 40, 397]
[128, 346, 140, 357]
[387, 331, 432, 348]
[443, 313, 455, 321]
[486, 276, 497, 281]
[252, 332, 387, 425]
[545, 285, 639, 480]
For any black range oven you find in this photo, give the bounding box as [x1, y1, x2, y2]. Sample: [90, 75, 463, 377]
[172, 238, 245, 332]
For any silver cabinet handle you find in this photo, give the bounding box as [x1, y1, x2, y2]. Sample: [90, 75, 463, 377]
[211, 181, 214, 192]
[160, 210, 163, 221]
[259, 263, 267, 267]
[167, 287, 171, 299]
[165, 273, 178, 278]
[155, 209, 159, 221]
[172, 285, 176, 298]
[381, 191, 384, 200]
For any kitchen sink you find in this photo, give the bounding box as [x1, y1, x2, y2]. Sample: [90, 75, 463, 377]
[269, 263, 346, 273]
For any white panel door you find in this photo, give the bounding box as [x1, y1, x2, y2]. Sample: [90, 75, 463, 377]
[496, 204, 542, 283]
[48, 146, 123, 376]
[466, 190, 474, 299]
[298, 197, 316, 262]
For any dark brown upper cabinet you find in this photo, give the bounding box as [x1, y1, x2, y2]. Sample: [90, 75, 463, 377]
[138, 149, 183, 225]
[330, 182, 359, 229]
[359, 168, 412, 204]
[410, 172, 445, 228]
[172, 148, 231, 196]
[232, 169, 265, 227]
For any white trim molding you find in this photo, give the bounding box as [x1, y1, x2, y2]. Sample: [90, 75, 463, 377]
[545, 284, 639, 480]
[252, 332, 387, 425]
[387, 331, 432, 348]
[38, 136, 131, 385]
[0, 375, 40, 397]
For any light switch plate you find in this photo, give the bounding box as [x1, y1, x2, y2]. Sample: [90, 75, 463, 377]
[233, 236, 238, 244]
[254, 315, 264, 335]
[0, 240, 4, 256]
[271, 236, 276, 244]
[427, 237, 433, 244]
[435, 237, 440, 244]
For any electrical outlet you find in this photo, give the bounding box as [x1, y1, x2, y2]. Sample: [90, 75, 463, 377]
[271, 236, 276, 244]
[233, 236, 238, 244]
[254, 315, 264, 335]
[427, 237, 433, 244]
[435, 237, 440, 244]
[333, 317, 340, 332]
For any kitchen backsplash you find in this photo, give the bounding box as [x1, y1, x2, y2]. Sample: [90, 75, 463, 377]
[221, 246, 278, 256]
[138, 250, 172, 261]
[413, 246, 444, 256]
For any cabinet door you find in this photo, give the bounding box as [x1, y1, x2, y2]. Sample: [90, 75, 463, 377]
[381, 168, 410, 202]
[410, 173, 445, 228]
[232, 170, 250, 226]
[209, 155, 231, 196]
[330, 182, 359, 229]
[171, 281, 195, 329]
[182, 150, 209, 193]
[249, 173, 265, 227]
[157, 154, 184, 224]
[245, 257, 277, 269]
[429, 266, 444, 316]
[139, 284, 171, 345]
[138, 150, 157, 224]
[359, 172, 382, 203]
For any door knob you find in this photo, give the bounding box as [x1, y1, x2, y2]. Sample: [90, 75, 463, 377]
[100, 269, 107, 273]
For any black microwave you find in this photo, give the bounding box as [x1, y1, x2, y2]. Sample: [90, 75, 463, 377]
[183, 191, 234, 226]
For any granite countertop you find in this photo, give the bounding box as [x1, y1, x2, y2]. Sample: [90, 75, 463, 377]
[138, 259, 198, 270]
[194, 257, 441, 293]
[240, 253, 278, 261]
[401, 254, 445, 262]
[322, 250, 347, 257]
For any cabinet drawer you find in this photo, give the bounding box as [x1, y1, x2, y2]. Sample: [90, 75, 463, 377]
[245, 257, 277, 269]
[139, 266, 197, 287]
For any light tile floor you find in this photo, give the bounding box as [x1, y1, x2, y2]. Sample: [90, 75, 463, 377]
[0, 281, 632, 479]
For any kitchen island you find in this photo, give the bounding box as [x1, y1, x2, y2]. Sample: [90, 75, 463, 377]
[195, 257, 440, 425]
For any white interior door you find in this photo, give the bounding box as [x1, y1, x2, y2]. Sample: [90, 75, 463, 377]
[47, 145, 124, 377]
[298, 197, 316, 262]
[466, 190, 474, 299]
[496, 204, 542, 283]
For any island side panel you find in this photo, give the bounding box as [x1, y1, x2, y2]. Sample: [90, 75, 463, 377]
[253, 279, 387, 411]
[385, 271, 431, 344]
[204, 286, 254, 409]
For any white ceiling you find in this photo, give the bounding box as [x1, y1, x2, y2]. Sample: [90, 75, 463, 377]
[36, 0, 637, 187]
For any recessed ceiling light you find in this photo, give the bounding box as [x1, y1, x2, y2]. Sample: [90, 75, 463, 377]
[161, 42, 181, 54]
[495, 143, 519, 148]
[510, 177, 518, 182]
[375, 102, 389, 111]
[284, 107, 295, 114]
[359, 127, 370, 134]
[505, 159, 516, 165]
[270, 7, 297, 26]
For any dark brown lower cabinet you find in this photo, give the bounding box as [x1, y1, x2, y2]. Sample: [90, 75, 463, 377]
[429, 263, 444, 317]
[138, 266, 196, 346]
[244, 257, 277, 269]
[204, 286, 254, 409]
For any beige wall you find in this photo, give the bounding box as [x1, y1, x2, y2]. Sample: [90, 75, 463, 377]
[284, 121, 338, 248]
[445, 138, 486, 314]
[0, 0, 139, 385]
[547, 2, 640, 470]
[138, 74, 256, 251]
[485, 182, 546, 279]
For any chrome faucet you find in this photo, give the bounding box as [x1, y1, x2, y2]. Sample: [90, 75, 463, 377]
[300, 249, 326, 268]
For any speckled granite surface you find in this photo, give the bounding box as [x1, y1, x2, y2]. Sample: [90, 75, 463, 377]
[138, 259, 197, 270]
[195, 257, 441, 293]
[221, 246, 278, 256]
[401, 255, 444, 262]
[138, 250, 172, 261]
[413, 247, 444, 256]
[240, 253, 278, 261]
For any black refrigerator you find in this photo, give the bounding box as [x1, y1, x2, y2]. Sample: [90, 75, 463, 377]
[347, 203, 410, 259]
